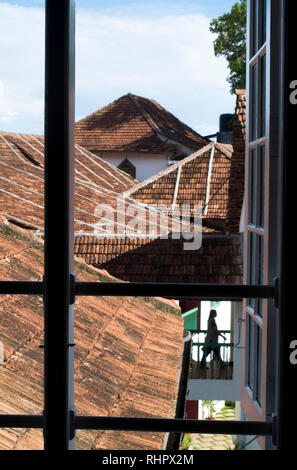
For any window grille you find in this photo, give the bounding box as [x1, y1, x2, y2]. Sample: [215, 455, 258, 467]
[0, 0, 293, 451]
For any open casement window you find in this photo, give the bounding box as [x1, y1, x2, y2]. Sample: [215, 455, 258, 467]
[241, 0, 279, 450]
[0, 0, 295, 452]
[242, 0, 269, 439]
[242, 0, 296, 450]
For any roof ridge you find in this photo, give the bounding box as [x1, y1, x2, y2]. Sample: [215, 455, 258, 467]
[75, 93, 209, 153]
[128, 94, 210, 144]
[124, 142, 215, 197]
[127, 93, 160, 135]
[214, 142, 233, 160]
[0, 130, 43, 138]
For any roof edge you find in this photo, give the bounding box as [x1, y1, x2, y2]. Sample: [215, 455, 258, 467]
[128, 93, 160, 135]
[124, 141, 215, 197]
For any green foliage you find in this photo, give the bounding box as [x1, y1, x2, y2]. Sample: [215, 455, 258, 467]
[180, 434, 192, 450]
[225, 400, 236, 408]
[210, 0, 247, 93]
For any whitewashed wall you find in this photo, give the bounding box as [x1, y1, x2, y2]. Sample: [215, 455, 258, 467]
[98, 151, 171, 182]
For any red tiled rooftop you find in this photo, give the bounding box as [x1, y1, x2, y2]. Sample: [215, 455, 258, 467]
[124, 142, 233, 222]
[75, 93, 209, 155]
[0, 91, 245, 290]
[1, 131, 203, 238]
[0, 224, 184, 450]
[74, 234, 243, 285]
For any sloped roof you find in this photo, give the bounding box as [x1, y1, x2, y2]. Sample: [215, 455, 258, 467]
[0, 132, 135, 228]
[0, 132, 190, 238]
[0, 132, 242, 286]
[124, 142, 233, 220]
[75, 93, 209, 154]
[0, 224, 184, 450]
[74, 234, 243, 285]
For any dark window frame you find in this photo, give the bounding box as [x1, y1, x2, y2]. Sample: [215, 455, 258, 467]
[243, 0, 268, 429]
[0, 0, 294, 452]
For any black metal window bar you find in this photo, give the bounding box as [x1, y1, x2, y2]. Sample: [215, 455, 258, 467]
[0, 0, 290, 451]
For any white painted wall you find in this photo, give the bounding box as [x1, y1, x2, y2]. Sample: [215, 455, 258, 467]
[98, 151, 171, 182]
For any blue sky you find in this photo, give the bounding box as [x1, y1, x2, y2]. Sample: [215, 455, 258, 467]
[1, 1, 237, 17]
[0, 0, 239, 136]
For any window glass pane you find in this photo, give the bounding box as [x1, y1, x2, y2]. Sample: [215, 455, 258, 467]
[250, 64, 258, 141]
[248, 232, 263, 315]
[260, 55, 266, 137]
[247, 231, 255, 309]
[248, 149, 256, 225]
[260, 0, 267, 47]
[250, 0, 258, 57]
[246, 314, 254, 390]
[248, 147, 265, 229]
[256, 234, 264, 316]
[249, 232, 255, 284]
[246, 316, 262, 403]
[256, 235, 263, 284]
[259, 146, 265, 228]
[256, 325, 262, 405]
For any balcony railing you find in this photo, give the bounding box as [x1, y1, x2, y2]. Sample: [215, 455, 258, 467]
[188, 330, 234, 380]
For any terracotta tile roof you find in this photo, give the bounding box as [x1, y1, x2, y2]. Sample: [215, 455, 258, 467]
[0, 132, 196, 238]
[125, 142, 233, 222]
[75, 93, 209, 154]
[74, 234, 243, 284]
[0, 224, 184, 450]
[225, 90, 246, 233]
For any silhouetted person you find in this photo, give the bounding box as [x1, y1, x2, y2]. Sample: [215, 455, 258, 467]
[200, 309, 226, 368]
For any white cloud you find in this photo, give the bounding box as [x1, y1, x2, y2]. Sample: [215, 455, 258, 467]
[194, 123, 218, 137]
[0, 2, 235, 135]
[0, 80, 4, 105]
[76, 9, 235, 134]
[0, 2, 44, 132]
[76, 11, 229, 90]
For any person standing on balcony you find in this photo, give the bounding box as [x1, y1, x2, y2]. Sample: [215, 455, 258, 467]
[200, 309, 226, 368]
